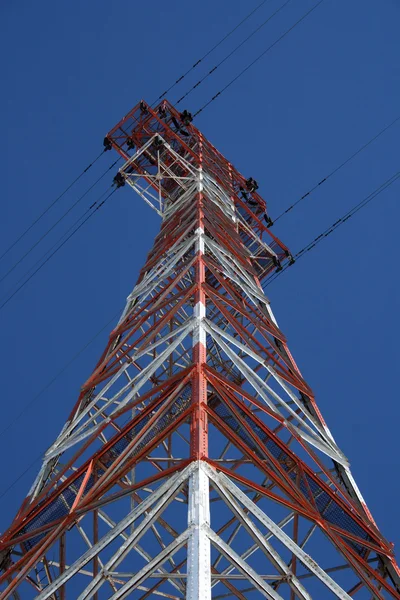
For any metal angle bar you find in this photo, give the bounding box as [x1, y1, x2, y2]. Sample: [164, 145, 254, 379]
[118, 131, 195, 182]
[205, 236, 258, 293]
[205, 233, 261, 293]
[48, 363, 129, 450]
[95, 509, 185, 592]
[119, 134, 164, 172]
[34, 463, 196, 600]
[134, 238, 193, 297]
[77, 484, 188, 600]
[206, 326, 335, 454]
[206, 527, 285, 600]
[209, 475, 311, 600]
[85, 392, 192, 499]
[125, 179, 164, 216]
[130, 235, 194, 301]
[163, 182, 199, 220]
[44, 423, 104, 462]
[132, 240, 195, 307]
[73, 319, 195, 440]
[201, 177, 236, 223]
[204, 325, 286, 415]
[204, 319, 346, 464]
[107, 531, 190, 600]
[238, 217, 276, 257]
[132, 317, 195, 361]
[204, 239, 264, 304]
[203, 464, 352, 600]
[214, 514, 295, 586]
[187, 465, 211, 600]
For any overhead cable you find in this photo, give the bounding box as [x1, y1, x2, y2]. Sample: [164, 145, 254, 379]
[193, 0, 326, 118]
[0, 159, 121, 286]
[0, 307, 122, 442]
[152, 0, 272, 105]
[0, 187, 117, 311]
[272, 114, 400, 224]
[175, 0, 293, 106]
[264, 168, 400, 288]
[0, 150, 106, 263]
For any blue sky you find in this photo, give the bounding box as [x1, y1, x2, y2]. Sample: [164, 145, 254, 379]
[0, 0, 399, 558]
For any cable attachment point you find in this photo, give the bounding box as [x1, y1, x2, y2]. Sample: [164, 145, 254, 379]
[239, 187, 248, 202]
[158, 102, 167, 118]
[153, 136, 164, 149]
[284, 249, 295, 266]
[263, 214, 273, 227]
[113, 172, 126, 188]
[180, 110, 193, 126]
[245, 177, 259, 193]
[126, 138, 135, 151]
[103, 137, 112, 152]
[272, 256, 282, 272]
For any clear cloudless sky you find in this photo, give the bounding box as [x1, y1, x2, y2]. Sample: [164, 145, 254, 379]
[0, 0, 399, 554]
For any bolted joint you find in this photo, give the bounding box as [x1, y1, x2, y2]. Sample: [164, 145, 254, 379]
[153, 136, 164, 149]
[158, 102, 167, 118]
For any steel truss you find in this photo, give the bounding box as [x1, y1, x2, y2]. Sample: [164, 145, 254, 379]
[0, 99, 399, 599]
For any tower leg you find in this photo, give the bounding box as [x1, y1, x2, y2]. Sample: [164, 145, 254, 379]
[187, 463, 211, 600]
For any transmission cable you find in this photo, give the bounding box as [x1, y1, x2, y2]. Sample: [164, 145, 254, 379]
[151, 0, 272, 105]
[0, 150, 107, 264]
[0, 159, 121, 286]
[193, 0, 326, 118]
[0, 306, 122, 443]
[0, 187, 117, 311]
[1, 193, 109, 304]
[0, 305, 122, 504]
[264, 167, 400, 288]
[272, 114, 400, 225]
[175, 0, 293, 107]
[0, 452, 43, 502]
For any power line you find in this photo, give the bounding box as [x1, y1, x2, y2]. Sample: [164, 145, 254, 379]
[0, 307, 122, 502]
[152, 0, 272, 105]
[0, 453, 43, 502]
[0, 0, 272, 276]
[0, 307, 122, 442]
[0, 0, 270, 285]
[175, 0, 292, 106]
[1, 195, 107, 304]
[193, 0, 326, 118]
[0, 0, 299, 290]
[0, 187, 117, 311]
[0, 150, 106, 264]
[272, 114, 400, 224]
[264, 168, 400, 288]
[0, 159, 121, 286]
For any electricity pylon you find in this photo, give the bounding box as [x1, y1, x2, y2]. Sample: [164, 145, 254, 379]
[0, 99, 399, 599]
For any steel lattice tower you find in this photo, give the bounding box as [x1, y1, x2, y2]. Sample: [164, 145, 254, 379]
[0, 100, 399, 599]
